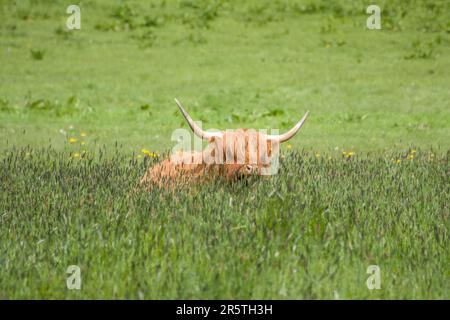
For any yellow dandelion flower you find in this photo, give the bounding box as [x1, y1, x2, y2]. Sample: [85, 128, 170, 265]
[72, 152, 80, 158]
[395, 159, 401, 164]
[315, 152, 321, 158]
[80, 132, 87, 137]
[342, 151, 355, 158]
[68, 137, 77, 144]
[407, 154, 414, 160]
[287, 144, 292, 150]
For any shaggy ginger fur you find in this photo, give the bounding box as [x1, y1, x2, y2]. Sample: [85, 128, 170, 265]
[140, 130, 278, 190]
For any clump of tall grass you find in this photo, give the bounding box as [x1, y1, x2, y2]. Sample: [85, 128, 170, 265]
[0, 147, 448, 298]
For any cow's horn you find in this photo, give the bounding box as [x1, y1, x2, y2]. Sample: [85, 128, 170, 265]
[267, 111, 309, 143]
[175, 98, 222, 140]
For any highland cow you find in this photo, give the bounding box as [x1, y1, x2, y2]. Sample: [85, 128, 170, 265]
[140, 99, 309, 190]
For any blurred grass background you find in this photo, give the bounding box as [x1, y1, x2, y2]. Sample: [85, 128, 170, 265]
[0, 0, 449, 154]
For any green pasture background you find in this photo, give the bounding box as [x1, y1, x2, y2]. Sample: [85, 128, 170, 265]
[0, 0, 449, 154]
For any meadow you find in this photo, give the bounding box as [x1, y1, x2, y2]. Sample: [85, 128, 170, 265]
[0, 0, 449, 299]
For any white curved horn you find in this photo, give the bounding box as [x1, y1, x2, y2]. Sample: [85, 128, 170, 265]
[174, 98, 222, 140]
[267, 111, 309, 143]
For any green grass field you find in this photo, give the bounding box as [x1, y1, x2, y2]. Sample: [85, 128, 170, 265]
[0, 0, 449, 299]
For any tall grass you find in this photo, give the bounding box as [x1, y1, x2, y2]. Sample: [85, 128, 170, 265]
[0, 147, 448, 299]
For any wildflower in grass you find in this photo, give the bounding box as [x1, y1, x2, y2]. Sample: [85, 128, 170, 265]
[141, 148, 158, 158]
[80, 132, 87, 137]
[68, 137, 77, 144]
[315, 152, 321, 158]
[342, 151, 355, 159]
[81, 141, 86, 145]
[287, 144, 292, 150]
[72, 152, 80, 158]
[406, 149, 417, 160]
[395, 159, 401, 164]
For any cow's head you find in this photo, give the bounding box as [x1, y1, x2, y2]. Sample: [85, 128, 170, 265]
[174, 99, 309, 176]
